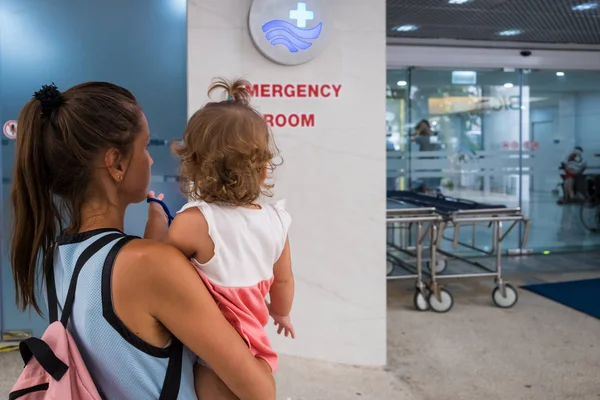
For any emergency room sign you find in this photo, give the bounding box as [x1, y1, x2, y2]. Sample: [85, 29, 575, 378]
[3, 120, 17, 139]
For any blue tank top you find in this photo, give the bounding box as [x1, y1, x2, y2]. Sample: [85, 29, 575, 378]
[50, 229, 197, 399]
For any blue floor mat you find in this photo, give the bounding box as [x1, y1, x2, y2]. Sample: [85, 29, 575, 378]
[522, 278, 600, 319]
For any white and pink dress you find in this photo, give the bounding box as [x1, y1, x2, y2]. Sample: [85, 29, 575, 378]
[177, 200, 291, 373]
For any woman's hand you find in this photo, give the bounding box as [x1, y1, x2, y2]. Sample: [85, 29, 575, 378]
[144, 190, 168, 240]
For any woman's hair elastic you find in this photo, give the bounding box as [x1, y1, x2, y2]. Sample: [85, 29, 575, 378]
[33, 83, 64, 116]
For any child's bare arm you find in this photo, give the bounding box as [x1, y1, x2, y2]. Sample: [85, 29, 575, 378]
[269, 237, 294, 317]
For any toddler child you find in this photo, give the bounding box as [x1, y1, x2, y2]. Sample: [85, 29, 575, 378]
[156, 78, 295, 399]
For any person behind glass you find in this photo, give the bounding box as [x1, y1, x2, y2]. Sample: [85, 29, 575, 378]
[145, 78, 295, 400]
[558, 146, 587, 205]
[10, 82, 275, 399]
[410, 119, 441, 193]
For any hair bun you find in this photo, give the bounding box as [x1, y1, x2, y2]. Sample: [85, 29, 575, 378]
[208, 78, 251, 105]
[33, 83, 64, 116]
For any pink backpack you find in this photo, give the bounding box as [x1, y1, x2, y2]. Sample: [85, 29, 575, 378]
[9, 245, 103, 400]
[8, 323, 102, 400]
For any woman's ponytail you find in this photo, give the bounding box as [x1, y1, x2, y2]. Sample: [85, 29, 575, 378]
[11, 98, 61, 314]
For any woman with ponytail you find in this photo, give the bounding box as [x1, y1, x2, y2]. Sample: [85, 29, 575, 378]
[10, 82, 275, 399]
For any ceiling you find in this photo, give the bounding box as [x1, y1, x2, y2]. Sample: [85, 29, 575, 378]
[387, 0, 600, 45]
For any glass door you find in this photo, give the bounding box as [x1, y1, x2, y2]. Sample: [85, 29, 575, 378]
[388, 64, 600, 257]
[406, 67, 524, 253]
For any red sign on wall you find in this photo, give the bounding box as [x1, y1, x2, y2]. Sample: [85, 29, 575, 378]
[501, 140, 539, 150]
[248, 83, 343, 128]
[3, 120, 17, 140]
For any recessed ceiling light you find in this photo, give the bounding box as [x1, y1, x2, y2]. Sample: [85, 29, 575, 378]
[397, 80, 407, 87]
[393, 24, 419, 32]
[556, 72, 565, 77]
[504, 83, 514, 88]
[448, 0, 472, 4]
[572, 2, 598, 11]
[498, 29, 522, 36]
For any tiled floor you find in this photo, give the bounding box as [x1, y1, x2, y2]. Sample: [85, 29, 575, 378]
[384, 270, 600, 400]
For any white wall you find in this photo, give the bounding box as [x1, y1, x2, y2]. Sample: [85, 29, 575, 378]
[188, 0, 387, 366]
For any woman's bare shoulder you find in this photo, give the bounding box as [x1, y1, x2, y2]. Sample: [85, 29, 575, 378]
[113, 238, 200, 311]
[118, 238, 193, 275]
[123, 239, 184, 262]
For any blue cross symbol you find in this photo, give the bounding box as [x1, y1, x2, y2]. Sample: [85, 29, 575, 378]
[289, 2, 314, 28]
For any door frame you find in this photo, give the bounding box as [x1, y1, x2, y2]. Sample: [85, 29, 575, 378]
[387, 42, 600, 71]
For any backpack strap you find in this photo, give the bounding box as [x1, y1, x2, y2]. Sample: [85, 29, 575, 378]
[60, 232, 124, 326]
[46, 247, 59, 324]
[19, 337, 69, 381]
[159, 338, 183, 400]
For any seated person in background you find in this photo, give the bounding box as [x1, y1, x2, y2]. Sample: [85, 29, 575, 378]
[411, 119, 442, 194]
[558, 146, 587, 204]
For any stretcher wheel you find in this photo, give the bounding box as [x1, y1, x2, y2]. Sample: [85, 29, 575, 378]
[386, 261, 395, 276]
[428, 288, 454, 313]
[427, 259, 447, 274]
[413, 291, 429, 311]
[492, 283, 518, 308]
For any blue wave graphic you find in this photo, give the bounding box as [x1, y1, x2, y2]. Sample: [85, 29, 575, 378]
[262, 20, 322, 53]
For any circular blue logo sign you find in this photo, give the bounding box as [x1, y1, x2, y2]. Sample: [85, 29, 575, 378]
[248, 0, 333, 66]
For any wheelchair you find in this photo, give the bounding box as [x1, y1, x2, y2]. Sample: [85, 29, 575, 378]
[579, 175, 600, 232]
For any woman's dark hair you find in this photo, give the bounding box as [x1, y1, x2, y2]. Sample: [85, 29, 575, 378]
[172, 77, 280, 206]
[11, 82, 143, 314]
[415, 119, 430, 130]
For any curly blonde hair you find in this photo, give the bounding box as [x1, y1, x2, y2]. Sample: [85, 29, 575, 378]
[172, 78, 280, 206]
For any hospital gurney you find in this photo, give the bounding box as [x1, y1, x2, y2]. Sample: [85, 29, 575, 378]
[386, 199, 443, 311]
[387, 191, 531, 313]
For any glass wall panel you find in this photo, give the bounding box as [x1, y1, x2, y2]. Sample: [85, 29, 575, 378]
[386, 69, 410, 191]
[524, 70, 600, 252]
[387, 66, 600, 257]
[396, 68, 523, 254]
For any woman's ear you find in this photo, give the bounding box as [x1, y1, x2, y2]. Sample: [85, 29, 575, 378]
[104, 148, 124, 183]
